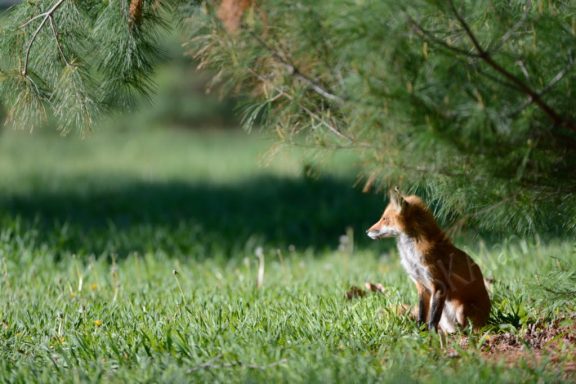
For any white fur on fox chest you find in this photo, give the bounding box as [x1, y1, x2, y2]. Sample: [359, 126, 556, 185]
[396, 234, 433, 290]
[396, 235, 460, 332]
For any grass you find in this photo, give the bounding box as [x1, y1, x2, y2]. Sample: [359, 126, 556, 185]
[0, 126, 574, 383]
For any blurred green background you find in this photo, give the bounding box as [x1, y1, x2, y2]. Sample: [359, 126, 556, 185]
[0, 25, 385, 259]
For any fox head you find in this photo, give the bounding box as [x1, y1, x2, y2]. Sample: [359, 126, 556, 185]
[366, 187, 408, 239]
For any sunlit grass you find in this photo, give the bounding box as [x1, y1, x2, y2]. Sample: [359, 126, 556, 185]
[0, 127, 574, 383]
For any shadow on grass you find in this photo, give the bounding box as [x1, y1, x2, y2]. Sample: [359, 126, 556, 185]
[0, 175, 390, 259]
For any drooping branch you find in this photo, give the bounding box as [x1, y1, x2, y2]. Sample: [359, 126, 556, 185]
[246, 68, 357, 144]
[472, 65, 523, 92]
[48, 14, 69, 66]
[408, 17, 480, 59]
[20, 0, 67, 76]
[241, 30, 366, 145]
[447, 0, 576, 133]
[409, 16, 534, 94]
[248, 31, 345, 105]
[487, 0, 532, 54]
[509, 54, 576, 117]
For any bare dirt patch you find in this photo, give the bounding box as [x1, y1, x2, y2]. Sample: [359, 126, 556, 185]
[476, 315, 576, 379]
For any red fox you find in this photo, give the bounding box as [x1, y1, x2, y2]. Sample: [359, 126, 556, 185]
[366, 188, 491, 333]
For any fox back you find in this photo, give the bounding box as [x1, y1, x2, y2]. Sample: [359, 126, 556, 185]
[367, 188, 490, 332]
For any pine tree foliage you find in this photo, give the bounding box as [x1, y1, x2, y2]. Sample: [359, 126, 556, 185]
[0, 0, 177, 134]
[183, 0, 576, 235]
[1, 0, 575, 235]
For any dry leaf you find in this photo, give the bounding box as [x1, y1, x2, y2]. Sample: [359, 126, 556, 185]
[365, 282, 385, 293]
[345, 286, 367, 300]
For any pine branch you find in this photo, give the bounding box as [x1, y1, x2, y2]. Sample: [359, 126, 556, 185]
[508, 54, 576, 117]
[242, 31, 375, 145]
[248, 31, 345, 105]
[246, 68, 358, 144]
[183, 1, 576, 234]
[486, 0, 532, 54]
[472, 65, 523, 92]
[20, 0, 67, 76]
[408, 17, 480, 59]
[48, 14, 69, 66]
[447, 0, 576, 133]
[409, 18, 523, 92]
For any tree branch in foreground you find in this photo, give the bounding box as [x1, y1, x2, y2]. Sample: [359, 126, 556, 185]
[246, 68, 359, 144]
[20, 0, 67, 76]
[447, 0, 576, 133]
[48, 14, 69, 66]
[486, 0, 532, 54]
[248, 31, 345, 105]
[508, 54, 575, 117]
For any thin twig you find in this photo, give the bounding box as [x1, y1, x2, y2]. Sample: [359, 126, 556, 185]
[300, 102, 351, 142]
[509, 55, 576, 117]
[20, 0, 67, 76]
[49, 15, 69, 66]
[247, 68, 357, 144]
[473, 65, 522, 91]
[447, 0, 576, 133]
[409, 17, 524, 92]
[22, 16, 50, 76]
[19, 13, 47, 29]
[408, 17, 479, 58]
[248, 31, 344, 104]
[487, 0, 532, 54]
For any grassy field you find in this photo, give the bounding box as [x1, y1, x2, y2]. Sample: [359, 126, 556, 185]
[0, 126, 574, 383]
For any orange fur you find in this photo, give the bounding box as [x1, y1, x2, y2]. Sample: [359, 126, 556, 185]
[367, 188, 490, 332]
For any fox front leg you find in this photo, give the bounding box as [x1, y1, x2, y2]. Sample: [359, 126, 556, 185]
[428, 287, 446, 332]
[416, 283, 430, 326]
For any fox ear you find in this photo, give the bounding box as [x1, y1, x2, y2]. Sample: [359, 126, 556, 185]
[389, 186, 407, 212]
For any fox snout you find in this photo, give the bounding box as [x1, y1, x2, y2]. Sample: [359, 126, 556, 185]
[366, 222, 400, 239]
[366, 228, 384, 240]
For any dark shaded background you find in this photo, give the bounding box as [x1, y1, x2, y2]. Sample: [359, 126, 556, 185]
[0, 5, 390, 260]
